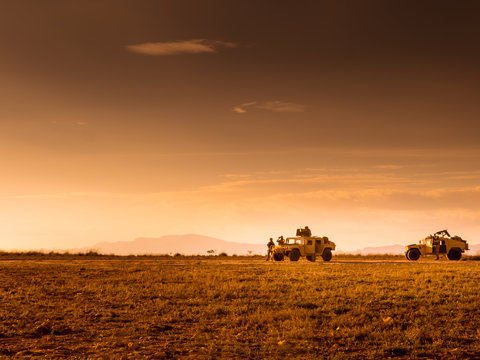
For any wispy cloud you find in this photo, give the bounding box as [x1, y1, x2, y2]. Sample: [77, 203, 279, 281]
[256, 101, 306, 113]
[232, 102, 257, 114]
[222, 174, 252, 179]
[233, 101, 306, 114]
[373, 165, 405, 170]
[125, 39, 236, 56]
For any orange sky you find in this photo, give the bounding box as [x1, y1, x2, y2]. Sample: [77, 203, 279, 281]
[1, 1, 480, 251]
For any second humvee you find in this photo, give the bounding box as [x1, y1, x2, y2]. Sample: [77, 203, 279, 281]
[405, 229, 469, 261]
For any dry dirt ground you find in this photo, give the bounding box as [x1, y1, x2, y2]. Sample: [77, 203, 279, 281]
[1, 258, 480, 359]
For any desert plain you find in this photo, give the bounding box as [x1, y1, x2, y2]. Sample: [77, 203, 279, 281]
[1, 255, 480, 359]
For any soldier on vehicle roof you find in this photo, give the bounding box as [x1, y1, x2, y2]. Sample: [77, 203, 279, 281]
[304, 226, 311, 237]
[296, 226, 312, 237]
[266, 238, 275, 261]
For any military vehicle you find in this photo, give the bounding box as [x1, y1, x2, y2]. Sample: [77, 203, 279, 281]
[405, 230, 469, 261]
[272, 227, 336, 262]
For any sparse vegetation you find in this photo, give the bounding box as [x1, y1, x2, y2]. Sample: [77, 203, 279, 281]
[463, 255, 480, 261]
[0, 251, 266, 260]
[0, 257, 479, 358]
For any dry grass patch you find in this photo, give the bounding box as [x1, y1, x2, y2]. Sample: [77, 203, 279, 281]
[0, 259, 479, 358]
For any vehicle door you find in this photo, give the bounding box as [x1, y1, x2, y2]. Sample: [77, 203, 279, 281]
[439, 239, 447, 254]
[314, 239, 324, 254]
[426, 238, 434, 254]
[303, 238, 315, 255]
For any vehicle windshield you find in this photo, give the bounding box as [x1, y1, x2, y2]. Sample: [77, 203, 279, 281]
[286, 238, 303, 245]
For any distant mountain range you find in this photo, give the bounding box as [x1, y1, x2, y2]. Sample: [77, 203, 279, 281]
[80, 234, 480, 256]
[469, 243, 480, 254]
[89, 234, 266, 256]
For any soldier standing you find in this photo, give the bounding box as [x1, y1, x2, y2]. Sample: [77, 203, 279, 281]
[266, 238, 275, 261]
[433, 236, 440, 260]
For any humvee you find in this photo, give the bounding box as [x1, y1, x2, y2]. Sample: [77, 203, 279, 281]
[272, 227, 336, 262]
[405, 230, 469, 261]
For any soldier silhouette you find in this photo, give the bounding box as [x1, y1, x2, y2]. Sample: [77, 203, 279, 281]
[266, 238, 275, 261]
[432, 235, 440, 260]
[304, 226, 312, 237]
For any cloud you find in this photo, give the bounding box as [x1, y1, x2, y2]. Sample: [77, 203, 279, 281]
[232, 101, 257, 114]
[125, 39, 236, 56]
[232, 107, 248, 114]
[257, 101, 306, 113]
[373, 165, 405, 170]
[233, 101, 306, 114]
[222, 174, 252, 179]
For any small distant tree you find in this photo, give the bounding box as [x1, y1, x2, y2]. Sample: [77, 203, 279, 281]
[218, 252, 228, 257]
[85, 250, 100, 256]
[247, 250, 253, 256]
[207, 249, 216, 255]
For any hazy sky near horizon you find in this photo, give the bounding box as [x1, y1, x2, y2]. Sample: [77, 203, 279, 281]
[1, 1, 480, 251]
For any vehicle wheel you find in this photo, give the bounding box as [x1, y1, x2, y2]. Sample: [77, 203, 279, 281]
[447, 248, 462, 261]
[289, 248, 301, 261]
[406, 248, 420, 261]
[321, 248, 332, 262]
[273, 251, 284, 261]
[306, 255, 316, 262]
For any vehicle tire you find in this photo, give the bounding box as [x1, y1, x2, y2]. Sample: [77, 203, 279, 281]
[447, 248, 462, 261]
[289, 248, 301, 261]
[321, 248, 332, 262]
[273, 251, 284, 261]
[306, 255, 316, 262]
[406, 248, 420, 261]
